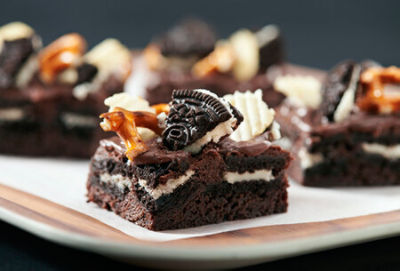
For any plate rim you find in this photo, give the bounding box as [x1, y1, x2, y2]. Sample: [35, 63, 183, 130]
[2, 205, 400, 264]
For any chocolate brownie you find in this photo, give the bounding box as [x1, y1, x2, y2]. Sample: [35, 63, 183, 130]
[275, 60, 400, 186]
[125, 20, 286, 107]
[87, 89, 291, 230]
[0, 22, 131, 158]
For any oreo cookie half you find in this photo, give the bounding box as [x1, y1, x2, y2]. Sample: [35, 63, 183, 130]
[76, 62, 98, 85]
[0, 22, 41, 89]
[0, 38, 36, 88]
[156, 18, 217, 58]
[162, 89, 243, 152]
[255, 24, 284, 70]
[320, 60, 361, 122]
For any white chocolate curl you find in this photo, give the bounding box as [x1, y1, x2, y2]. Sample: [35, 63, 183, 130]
[224, 89, 275, 141]
[274, 75, 322, 109]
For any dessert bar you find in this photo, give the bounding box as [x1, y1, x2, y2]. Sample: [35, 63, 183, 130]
[275, 60, 400, 186]
[126, 18, 286, 107]
[87, 89, 291, 230]
[0, 22, 131, 157]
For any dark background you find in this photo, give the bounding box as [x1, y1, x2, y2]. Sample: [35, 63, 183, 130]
[1, 1, 400, 270]
[0, 0, 399, 70]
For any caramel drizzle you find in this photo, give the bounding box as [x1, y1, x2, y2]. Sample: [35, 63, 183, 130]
[100, 105, 169, 161]
[357, 66, 400, 114]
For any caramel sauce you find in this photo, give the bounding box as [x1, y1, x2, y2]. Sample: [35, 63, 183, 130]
[100, 105, 169, 161]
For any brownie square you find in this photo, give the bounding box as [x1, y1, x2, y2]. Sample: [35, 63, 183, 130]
[87, 88, 291, 230]
[275, 60, 400, 186]
[0, 22, 131, 158]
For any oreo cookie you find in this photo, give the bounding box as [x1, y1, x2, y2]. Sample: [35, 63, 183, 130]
[162, 89, 242, 151]
[255, 25, 284, 70]
[156, 18, 217, 58]
[76, 62, 98, 85]
[320, 60, 361, 121]
[0, 38, 35, 88]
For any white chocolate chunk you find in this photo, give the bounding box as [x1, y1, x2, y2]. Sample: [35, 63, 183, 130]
[274, 75, 322, 109]
[85, 38, 131, 79]
[224, 89, 275, 141]
[104, 92, 155, 113]
[229, 29, 260, 81]
[73, 39, 131, 100]
[255, 24, 279, 48]
[0, 22, 34, 43]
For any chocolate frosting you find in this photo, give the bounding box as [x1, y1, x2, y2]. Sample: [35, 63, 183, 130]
[134, 138, 191, 165]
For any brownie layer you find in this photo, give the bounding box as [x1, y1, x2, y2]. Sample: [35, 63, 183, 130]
[88, 170, 288, 231]
[304, 149, 400, 186]
[87, 136, 291, 230]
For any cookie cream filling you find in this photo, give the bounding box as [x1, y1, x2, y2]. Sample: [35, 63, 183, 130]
[362, 143, 400, 160]
[99, 173, 132, 192]
[185, 118, 237, 153]
[333, 65, 361, 123]
[101, 168, 278, 200]
[298, 147, 323, 169]
[224, 169, 274, 184]
[185, 89, 238, 153]
[15, 55, 39, 88]
[60, 112, 98, 128]
[138, 170, 195, 200]
[0, 108, 25, 121]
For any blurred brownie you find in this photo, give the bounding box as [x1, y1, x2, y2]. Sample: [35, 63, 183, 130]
[87, 89, 290, 230]
[0, 22, 131, 158]
[125, 18, 286, 107]
[275, 60, 400, 186]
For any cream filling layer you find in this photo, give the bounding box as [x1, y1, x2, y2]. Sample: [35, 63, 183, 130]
[0, 108, 25, 121]
[138, 170, 195, 200]
[298, 147, 323, 169]
[224, 169, 274, 184]
[362, 143, 400, 160]
[99, 168, 277, 200]
[185, 118, 236, 153]
[60, 112, 98, 128]
[99, 173, 132, 192]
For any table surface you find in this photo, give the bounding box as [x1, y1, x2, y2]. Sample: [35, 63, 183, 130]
[1, 221, 399, 271]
